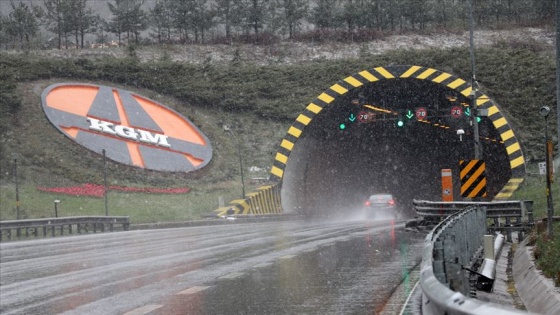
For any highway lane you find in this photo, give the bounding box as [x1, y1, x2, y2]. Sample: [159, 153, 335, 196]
[0, 219, 425, 314]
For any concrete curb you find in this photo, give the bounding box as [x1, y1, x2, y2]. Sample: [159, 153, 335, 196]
[513, 238, 560, 315]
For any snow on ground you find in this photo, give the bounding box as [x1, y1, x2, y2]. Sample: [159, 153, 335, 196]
[7, 27, 555, 65]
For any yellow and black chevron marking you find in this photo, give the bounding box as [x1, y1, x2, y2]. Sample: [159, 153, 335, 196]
[459, 160, 487, 198]
[270, 65, 525, 199]
[494, 178, 524, 200]
[212, 183, 282, 217]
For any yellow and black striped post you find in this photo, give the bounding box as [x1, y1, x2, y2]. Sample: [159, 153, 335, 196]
[459, 160, 487, 198]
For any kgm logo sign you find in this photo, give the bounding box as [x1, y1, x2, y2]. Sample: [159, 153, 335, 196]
[41, 83, 212, 172]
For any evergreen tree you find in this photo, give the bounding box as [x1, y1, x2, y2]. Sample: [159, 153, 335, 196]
[6, 1, 40, 49]
[191, 0, 214, 43]
[43, 0, 69, 49]
[150, 0, 174, 43]
[107, 0, 147, 45]
[276, 0, 308, 38]
[310, 0, 341, 30]
[213, 0, 242, 39]
[245, 0, 270, 35]
[66, 0, 97, 48]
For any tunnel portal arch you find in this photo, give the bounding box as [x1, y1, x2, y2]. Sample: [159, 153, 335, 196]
[271, 65, 525, 216]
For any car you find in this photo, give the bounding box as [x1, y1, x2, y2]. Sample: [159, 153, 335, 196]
[364, 193, 398, 220]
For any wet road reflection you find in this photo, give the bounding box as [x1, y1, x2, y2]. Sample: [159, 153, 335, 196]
[0, 219, 425, 315]
[156, 223, 423, 314]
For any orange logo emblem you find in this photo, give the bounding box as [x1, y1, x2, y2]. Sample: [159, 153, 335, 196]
[41, 83, 212, 172]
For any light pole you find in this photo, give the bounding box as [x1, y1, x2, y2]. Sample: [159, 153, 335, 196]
[468, 0, 482, 160]
[13, 156, 20, 220]
[224, 125, 246, 198]
[54, 200, 61, 218]
[539, 106, 555, 239]
[102, 149, 109, 216]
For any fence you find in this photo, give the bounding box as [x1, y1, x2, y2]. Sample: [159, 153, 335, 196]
[0, 216, 130, 242]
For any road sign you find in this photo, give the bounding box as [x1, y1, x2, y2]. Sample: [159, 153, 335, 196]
[539, 162, 546, 175]
[451, 106, 463, 118]
[459, 160, 487, 198]
[405, 110, 414, 119]
[415, 107, 427, 120]
[357, 111, 369, 123]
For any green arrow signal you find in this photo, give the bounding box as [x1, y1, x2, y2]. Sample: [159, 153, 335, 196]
[349, 113, 356, 122]
[465, 108, 471, 116]
[406, 110, 414, 119]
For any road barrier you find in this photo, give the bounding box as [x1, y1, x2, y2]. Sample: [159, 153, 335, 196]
[413, 200, 534, 242]
[0, 216, 130, 242]
[211, 183, 282, 217]
[420, 206, 533, 315]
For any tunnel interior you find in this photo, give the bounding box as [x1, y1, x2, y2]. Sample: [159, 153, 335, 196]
[281, 78, 512, 218]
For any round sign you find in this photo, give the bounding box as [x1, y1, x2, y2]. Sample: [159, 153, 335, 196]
[357, 111, 369, 122]
[41, 83, 213, 172]
[415, 107, 427, 120]
[450, 106, 463, 118]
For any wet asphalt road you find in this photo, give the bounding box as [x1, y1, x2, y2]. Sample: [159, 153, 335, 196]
[0, 219, 425, 315]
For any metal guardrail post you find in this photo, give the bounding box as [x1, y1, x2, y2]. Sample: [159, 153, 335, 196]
[433, 239, 446, 283]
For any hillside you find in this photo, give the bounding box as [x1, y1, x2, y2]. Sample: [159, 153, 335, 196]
[0, 30, 558, 222]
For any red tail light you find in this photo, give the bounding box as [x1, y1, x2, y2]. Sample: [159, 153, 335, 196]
[388, 199, 395, 206]
[365, 200, 371, 206]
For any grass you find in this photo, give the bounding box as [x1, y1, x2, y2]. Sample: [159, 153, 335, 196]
[0, 180, 258, 223]
[512, 171, 559, 286]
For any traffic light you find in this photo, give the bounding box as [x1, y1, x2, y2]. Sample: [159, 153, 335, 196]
[396, 115, 404, 128]
[338, 113, 358, 131]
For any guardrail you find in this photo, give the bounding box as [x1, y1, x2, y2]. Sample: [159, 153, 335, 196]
[420, 206, 533, 315]
[413, 200, 534, 242]
[0, 216, 130, 242]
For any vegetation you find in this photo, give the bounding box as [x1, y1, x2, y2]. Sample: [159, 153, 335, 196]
[0, 0, 555, 49]
[512, 173, 560, 286]
[532, 222, 560, 286]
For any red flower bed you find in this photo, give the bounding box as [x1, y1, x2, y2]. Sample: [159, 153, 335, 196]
[37, 183, 190, 198]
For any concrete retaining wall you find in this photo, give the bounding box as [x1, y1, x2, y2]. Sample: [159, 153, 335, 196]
[513, 239, 560, 315]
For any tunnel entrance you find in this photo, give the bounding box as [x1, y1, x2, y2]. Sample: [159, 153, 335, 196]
[273, 66, 525, 218]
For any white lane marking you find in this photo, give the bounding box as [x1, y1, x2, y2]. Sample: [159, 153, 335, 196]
[176, 286, 210, 295]
[253, 262, 272, 268]
[398, 281, 420, 315]
[279, 254, 296, 259]
[219, 272, 244, 279]
[123, 304, 163, 315]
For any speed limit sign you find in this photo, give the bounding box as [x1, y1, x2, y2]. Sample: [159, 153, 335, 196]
[451, 106, 463, 118]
